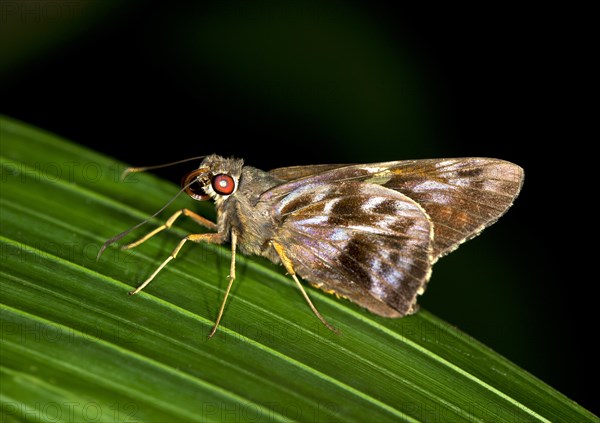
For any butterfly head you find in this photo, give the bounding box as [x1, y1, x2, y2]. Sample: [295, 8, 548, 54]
[182, 155, 243, 203]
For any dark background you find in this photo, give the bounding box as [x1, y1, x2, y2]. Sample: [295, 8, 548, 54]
[1, 0, 594, 414]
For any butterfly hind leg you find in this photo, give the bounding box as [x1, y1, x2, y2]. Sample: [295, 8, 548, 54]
[270, 240, 339, 334]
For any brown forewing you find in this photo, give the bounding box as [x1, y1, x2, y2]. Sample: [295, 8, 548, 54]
[379, 158, 524, 258]
[268, 158, 524, 259]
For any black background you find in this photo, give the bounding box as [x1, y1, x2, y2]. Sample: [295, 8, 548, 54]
[1, 0, 594, 414]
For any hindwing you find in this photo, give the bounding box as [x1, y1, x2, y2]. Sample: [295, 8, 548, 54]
[267, 181, 433, 317]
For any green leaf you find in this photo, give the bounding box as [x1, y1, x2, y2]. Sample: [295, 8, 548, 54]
[1, 115, 596, 422]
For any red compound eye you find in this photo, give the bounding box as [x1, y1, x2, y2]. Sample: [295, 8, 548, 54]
[211, 174, 235, 195]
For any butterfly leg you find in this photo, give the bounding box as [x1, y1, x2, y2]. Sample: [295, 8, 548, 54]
[122, 208, 217, 250]
[270, 240, 339, 334]
[208, 229, 238, 338]
[129, 232, 224, 295]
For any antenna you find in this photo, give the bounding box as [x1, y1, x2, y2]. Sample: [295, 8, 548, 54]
[120, 156, 206, 180]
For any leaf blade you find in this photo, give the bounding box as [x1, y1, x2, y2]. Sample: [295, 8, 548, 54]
[1, 115, 596, 423]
